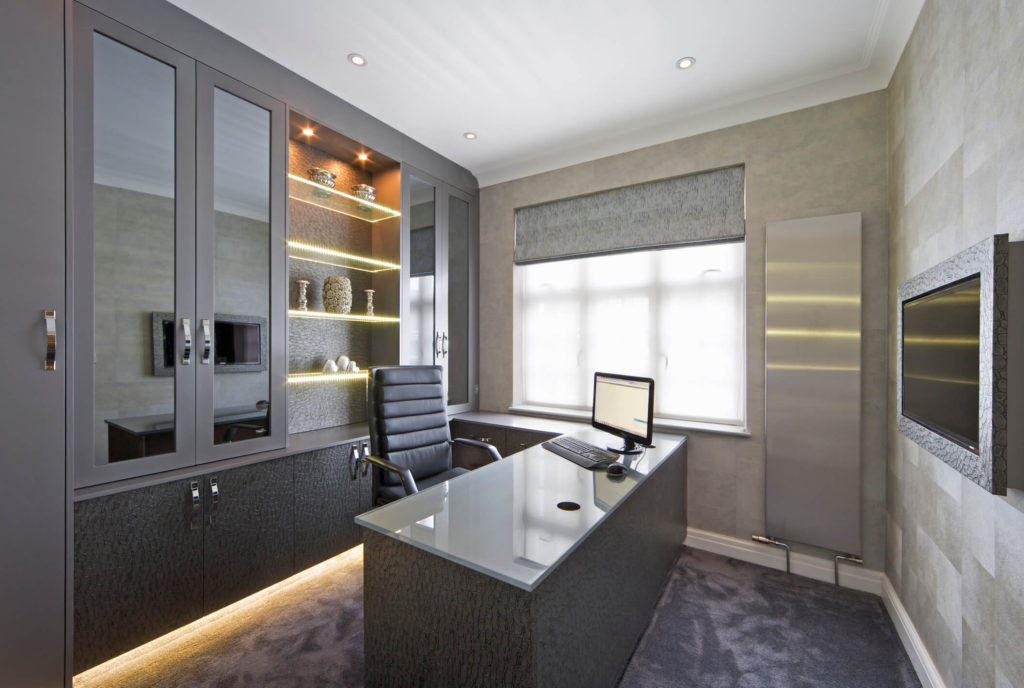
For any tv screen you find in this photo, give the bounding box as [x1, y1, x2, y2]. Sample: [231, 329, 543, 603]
[901, 275, 980, 452]
[214, 320, 261, 365]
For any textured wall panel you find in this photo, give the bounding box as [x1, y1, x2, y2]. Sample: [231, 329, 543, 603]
[514, 165, 744, 263]
[74, 479, 204, 673]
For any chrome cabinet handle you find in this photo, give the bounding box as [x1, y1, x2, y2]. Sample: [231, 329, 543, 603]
[189, 480, 201, 531]
[182, 318, 192, 366]
[208, 477, 219, 527]
[442, 332, 448, 357]
[44, 310, 57, 371]
[201, 318, 212, 365]
[434, 331, 442, 357]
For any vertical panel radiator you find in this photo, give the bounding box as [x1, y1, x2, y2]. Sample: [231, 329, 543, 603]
[765, 213, 862, 555]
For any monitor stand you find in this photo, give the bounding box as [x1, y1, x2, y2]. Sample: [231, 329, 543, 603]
[608, 438, 643, 455]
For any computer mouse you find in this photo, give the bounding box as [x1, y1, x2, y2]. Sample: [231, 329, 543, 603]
[606, 463, 626, 477]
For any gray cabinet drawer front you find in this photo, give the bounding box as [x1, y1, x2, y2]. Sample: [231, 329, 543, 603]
[506, 428, 559, 455]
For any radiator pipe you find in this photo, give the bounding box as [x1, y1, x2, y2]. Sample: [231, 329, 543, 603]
[834, 553, 863, 586]
[751, 534, 791, 574]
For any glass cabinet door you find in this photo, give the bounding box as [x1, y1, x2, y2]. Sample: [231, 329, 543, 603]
[72, 8, 197, 487]
[406, 175, 438, 366]
[195, 65, 286, 462]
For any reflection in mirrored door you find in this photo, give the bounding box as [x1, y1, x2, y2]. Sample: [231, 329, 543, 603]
[408, 176, 437, 365]
[209, 87, 272, 446]
[90, 32, 178, 465]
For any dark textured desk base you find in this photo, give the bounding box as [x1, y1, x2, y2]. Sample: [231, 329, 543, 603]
[362, 440, 686, 688]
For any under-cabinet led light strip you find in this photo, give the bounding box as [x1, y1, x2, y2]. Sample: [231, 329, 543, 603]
[287, 371, 368, 384]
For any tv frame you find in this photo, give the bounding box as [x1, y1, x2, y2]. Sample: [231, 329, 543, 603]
[151, 311, 268, 377]
[896, 234, 1008, 494]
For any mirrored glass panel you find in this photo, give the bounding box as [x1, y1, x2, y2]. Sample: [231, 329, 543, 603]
[211, 87, 272, 445]
[92, 33, 176, 464]
[408, 177, 436, 365]
[447, 195, 470, 405]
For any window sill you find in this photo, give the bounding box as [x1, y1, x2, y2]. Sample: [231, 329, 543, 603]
[507, 405, 751, 439]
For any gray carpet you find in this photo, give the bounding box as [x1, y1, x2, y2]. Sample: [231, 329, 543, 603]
[620, 547, 922, 688]
[77, 545, 921, 687]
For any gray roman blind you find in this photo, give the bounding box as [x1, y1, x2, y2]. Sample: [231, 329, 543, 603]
[514, 165, 745, 264]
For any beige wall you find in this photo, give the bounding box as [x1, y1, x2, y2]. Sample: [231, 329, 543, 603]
[479, 92, 889, 568]
[887, 0, 1024, 685]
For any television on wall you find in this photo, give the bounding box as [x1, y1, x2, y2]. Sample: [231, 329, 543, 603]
[901, 275, 980, 453]
[151, 312, 267, 376]
[896, 234, 1010, 495]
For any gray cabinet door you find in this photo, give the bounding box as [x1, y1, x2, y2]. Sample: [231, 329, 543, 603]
[202, 458, 295, 613]
[71, 6, 198, 486]
[293, 443, 372, 571]
[194, 64, 287, 463]
[401, 165, 479, 413]
[506, 428, 559, 455]
[73, 480, 204, 673]
[0, 1, 66, 685]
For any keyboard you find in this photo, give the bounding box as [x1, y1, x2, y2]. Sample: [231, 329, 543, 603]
[542, 436, 619, 469]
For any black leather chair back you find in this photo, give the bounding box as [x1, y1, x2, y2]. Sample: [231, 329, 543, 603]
[367, 365, 452, 487]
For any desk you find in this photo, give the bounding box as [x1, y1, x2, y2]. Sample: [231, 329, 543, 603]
[104, 405, 268, 462]
[356, 426, 687, 687]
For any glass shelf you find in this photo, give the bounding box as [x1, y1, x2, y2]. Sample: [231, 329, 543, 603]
[287, 240, 400, 273]
[288, 309, 400, 323]
[287, 371, 368, 384]
[288, 174, 401, 223]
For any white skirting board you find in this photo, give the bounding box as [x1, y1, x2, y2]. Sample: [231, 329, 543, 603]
[684, 528, 946, 688]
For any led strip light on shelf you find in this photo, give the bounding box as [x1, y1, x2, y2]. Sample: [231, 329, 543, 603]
[287, 371, 368, 384]
[287, 240, 400, 271]
[288, 309, 400, 323]
[288, 174, 401, 219]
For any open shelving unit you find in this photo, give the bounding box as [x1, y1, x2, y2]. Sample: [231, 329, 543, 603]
[286, 113, 402, 432]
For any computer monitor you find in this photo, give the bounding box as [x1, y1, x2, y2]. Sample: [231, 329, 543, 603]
[591, 372, 655, 454]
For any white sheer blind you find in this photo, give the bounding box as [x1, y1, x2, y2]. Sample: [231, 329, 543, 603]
[517, 241, 745, 425]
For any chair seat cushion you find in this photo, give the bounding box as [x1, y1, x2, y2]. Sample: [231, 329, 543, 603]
[378, 467, 469, 503]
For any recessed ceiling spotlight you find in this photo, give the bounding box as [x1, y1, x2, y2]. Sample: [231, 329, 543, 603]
[347, 53, 367, 67]
[357, 153, 369, 161]
[463, 132, 477, 140]
[676, 56, 696, 70]
[301, 127, 314, 136]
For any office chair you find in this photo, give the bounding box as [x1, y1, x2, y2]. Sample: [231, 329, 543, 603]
[360, 365, 501, 504]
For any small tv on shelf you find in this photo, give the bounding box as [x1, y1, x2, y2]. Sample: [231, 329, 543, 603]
[901, 275, 980, 453]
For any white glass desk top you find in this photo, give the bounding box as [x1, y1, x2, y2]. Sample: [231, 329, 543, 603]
[355, 429, 683, 591]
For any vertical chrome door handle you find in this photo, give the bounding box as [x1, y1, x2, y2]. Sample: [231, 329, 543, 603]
[434, 331, 442, 357]
[208, 477, 220, 527]
[182, 318, 192, 365]
[43, 310, 57, 371]
[189, 480, 202, 531]
[201, 318, 212, 365]
[442, 332, 448, 357]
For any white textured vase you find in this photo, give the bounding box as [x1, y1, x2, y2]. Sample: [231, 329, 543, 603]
[322, 275, 352, 313]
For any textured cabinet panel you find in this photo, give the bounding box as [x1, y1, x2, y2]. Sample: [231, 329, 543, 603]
[74, 479, 203, 673]
[203, 458, 294, 612]
[293, 443, 372, 571]
[506, 428, 558, 455]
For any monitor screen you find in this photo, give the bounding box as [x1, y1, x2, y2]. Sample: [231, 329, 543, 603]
[592, 372, 654, 450]
[901, 275, 980, 452]
[214, 320, 262, 366]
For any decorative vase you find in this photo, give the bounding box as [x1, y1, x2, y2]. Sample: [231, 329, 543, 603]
[322, 276, 352, 313]
[295, 279, 310, 311]
[364, 289, 375, 317]
[352, 184, 376, 211]
[308, 167, 336, 198]
[323, 359, 339, 374]
[336, 355, 350, 370]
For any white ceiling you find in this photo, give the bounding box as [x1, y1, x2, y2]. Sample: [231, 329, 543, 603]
[167, 0, 924, 188]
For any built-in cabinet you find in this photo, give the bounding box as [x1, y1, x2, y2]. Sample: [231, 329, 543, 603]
[73, 441, 370, 673]
[402, 166, 478, 413]
[449, 419, 556, 469]
[70, 6, 287, 488]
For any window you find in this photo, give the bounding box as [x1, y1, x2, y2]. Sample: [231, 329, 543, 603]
[516, 241, 745, 427]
